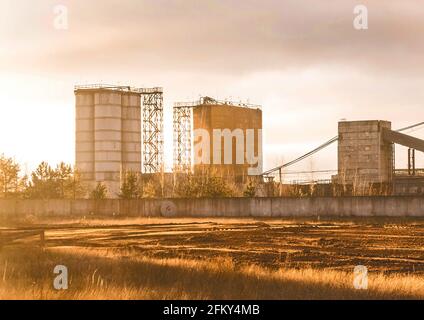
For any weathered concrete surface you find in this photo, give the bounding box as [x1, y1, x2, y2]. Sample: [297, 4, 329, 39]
[75, 88, 142, 198]
[192, 103, 263, 181]
[0, 197, 424, 218]
[337, 120, 393, 184]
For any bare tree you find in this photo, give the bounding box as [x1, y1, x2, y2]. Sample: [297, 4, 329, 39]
[0, 154, 22, 198]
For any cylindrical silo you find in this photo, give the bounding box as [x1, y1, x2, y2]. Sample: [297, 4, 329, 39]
[75, 90, 95, 185]
[94, 90, 123, 197]
[122, 92, 141, 173]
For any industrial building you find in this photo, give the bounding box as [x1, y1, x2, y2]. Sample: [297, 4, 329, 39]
[75, 85, 163, 197]
[263, 119, 424, 196]
[336, 120, 424, 192]
[173, 97, 263, 183]
[75, 85, 262, 197]
[337, 120, 394, 184]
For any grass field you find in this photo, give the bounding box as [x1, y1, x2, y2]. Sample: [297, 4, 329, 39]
[0, 216, 423, 299]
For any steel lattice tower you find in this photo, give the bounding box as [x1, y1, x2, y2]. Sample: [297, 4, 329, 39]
[140, 87, 164, 173]
[173, 104, 192, 172]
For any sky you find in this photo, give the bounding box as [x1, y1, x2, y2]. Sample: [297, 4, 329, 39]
[1, 0, 424, 180]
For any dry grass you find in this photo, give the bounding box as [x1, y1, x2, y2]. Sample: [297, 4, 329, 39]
[0, 246, 422, 300]
[3, 215, 421, 229]
[1, 216, 423, 300]
[1, 215, 266, 228]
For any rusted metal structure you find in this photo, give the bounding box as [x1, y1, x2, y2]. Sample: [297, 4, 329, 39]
[139, 87, 164, 174]
[173, 104, 192, 172]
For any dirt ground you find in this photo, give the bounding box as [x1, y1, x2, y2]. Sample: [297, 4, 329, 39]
[2, 217, 424, 275]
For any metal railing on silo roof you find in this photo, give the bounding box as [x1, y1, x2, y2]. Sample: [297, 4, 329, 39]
[134, 87, 163, 94]
[174, 96, 261, 110]
[74, 84, 164, 94]
[74, 84, 132, 91]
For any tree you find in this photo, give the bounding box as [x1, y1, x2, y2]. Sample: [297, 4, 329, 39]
[56, 162, 72, 198]
[25, 162, 85, 199]
[64, 169, 86, 199]
[0, 154, 21, 198]
[90, 182, 107, 200]
[119, 171, 140, 199]
[26, 161, 58, 199]
[139, 173, 165, 199]
[243, 180, 256, 197]
[202, 176, 234, 197]
[174, 173, 198, 198]
[142, 180, 158, 198]
[174, 172, 234, 198]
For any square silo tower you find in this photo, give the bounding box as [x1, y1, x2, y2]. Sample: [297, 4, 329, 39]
[337, 120, 393, 184]
[192, 99, 262, 182]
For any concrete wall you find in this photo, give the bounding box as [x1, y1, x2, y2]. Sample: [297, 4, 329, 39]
[1, 197, 423, 218]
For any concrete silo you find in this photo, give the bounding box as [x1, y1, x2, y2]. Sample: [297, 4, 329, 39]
[75, 85, 142, 197]
[75, 90, 95, 182]
[93, 90, 124, 196]
[121, 92, 142, 173]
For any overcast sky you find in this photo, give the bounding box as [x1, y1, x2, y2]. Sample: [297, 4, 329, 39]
[1, 0, 424, 179]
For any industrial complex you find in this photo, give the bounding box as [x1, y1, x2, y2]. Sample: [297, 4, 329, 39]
[75, 84, 424, 198]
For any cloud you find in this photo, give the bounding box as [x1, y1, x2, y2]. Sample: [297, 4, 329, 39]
[1, 0, 424, 76]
